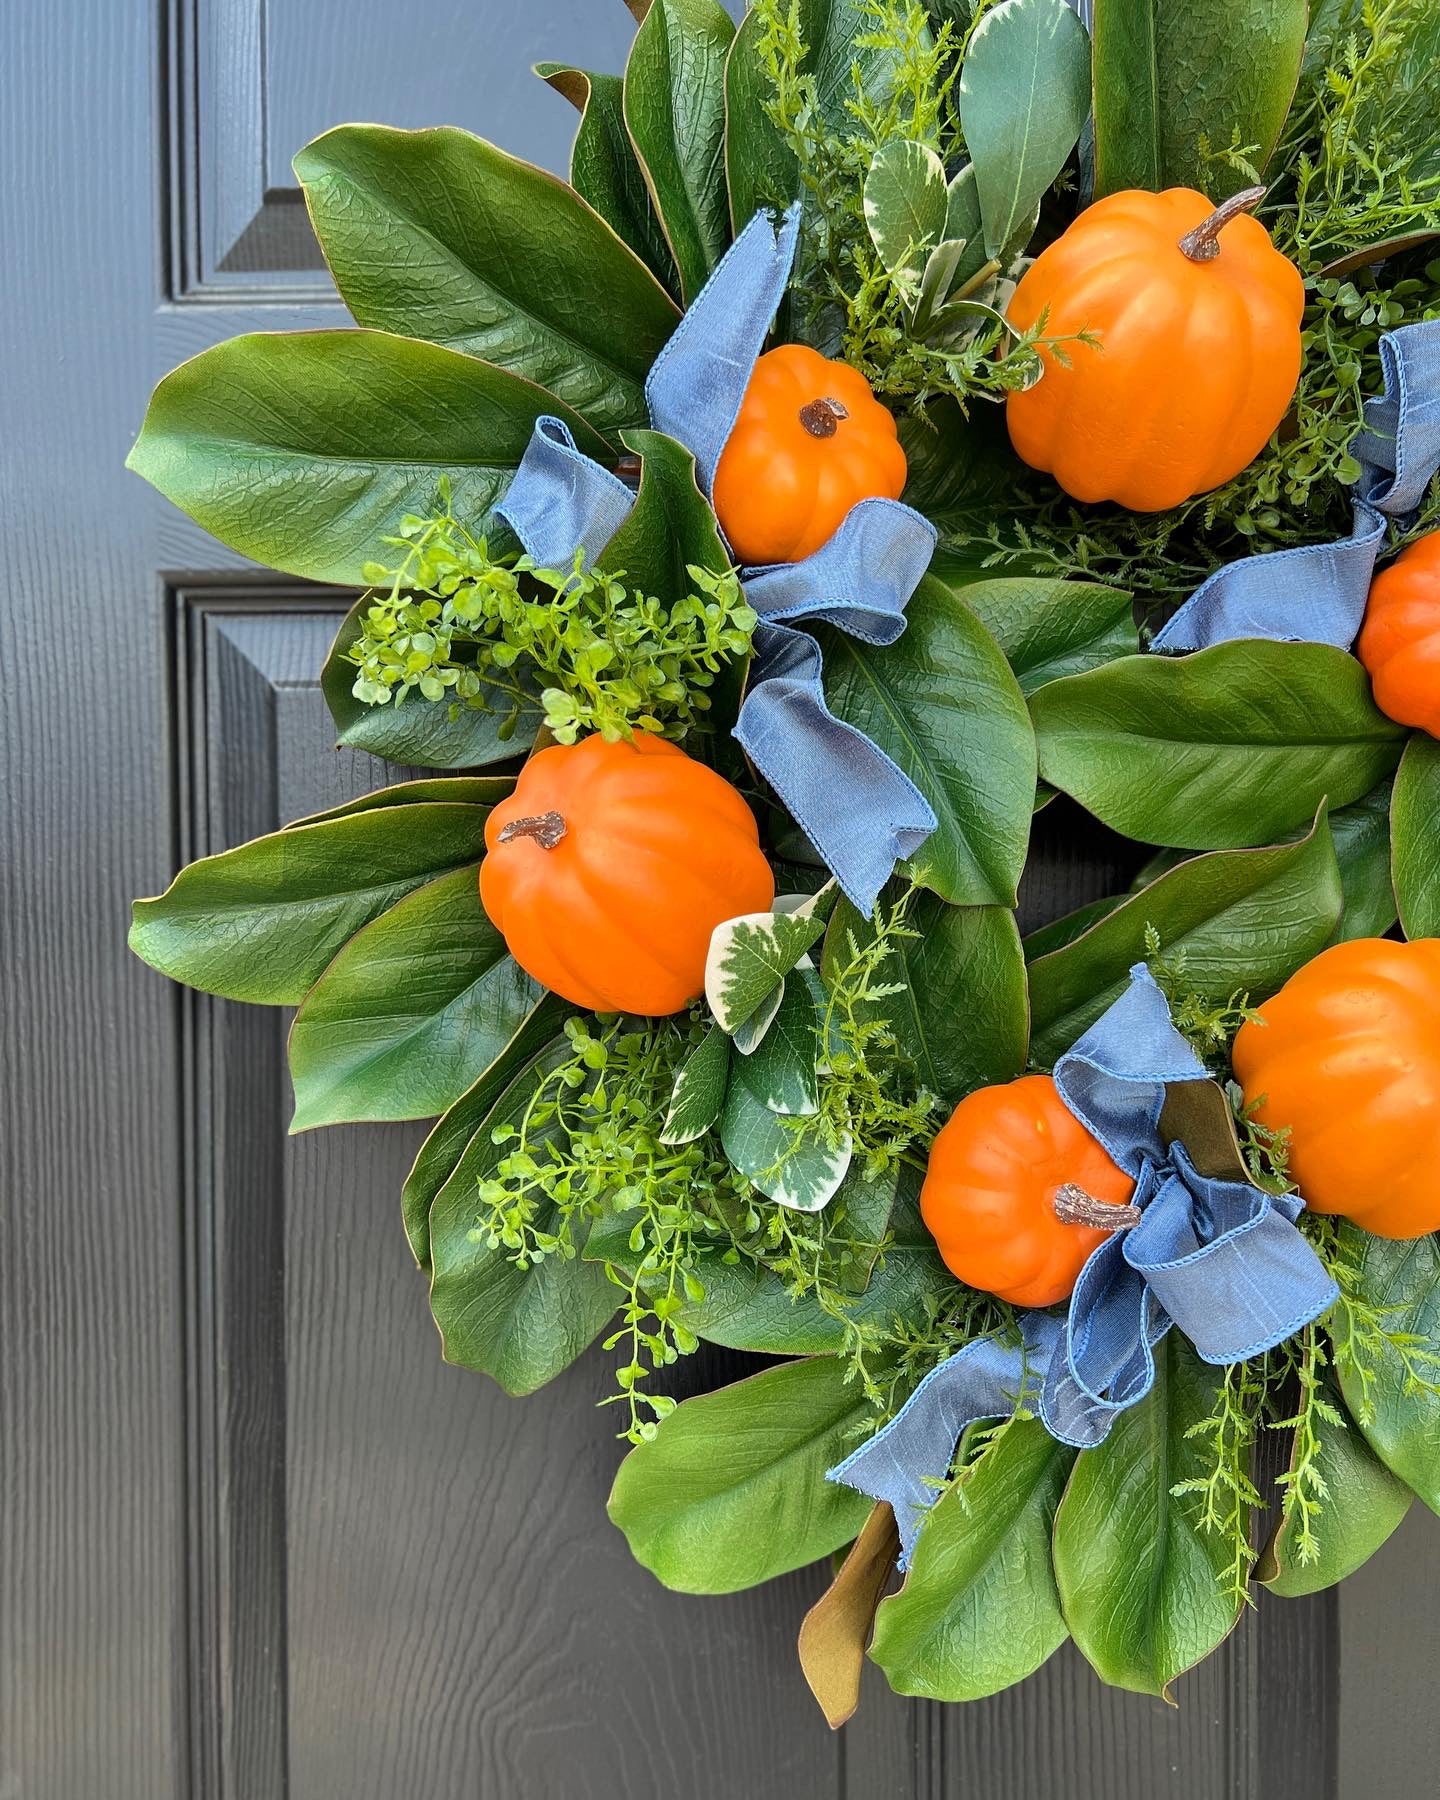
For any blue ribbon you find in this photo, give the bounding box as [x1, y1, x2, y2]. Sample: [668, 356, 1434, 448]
[828, 965, 1338, 1566]
[495, 204, 938, 914]
[1154, 319, 1440, 652]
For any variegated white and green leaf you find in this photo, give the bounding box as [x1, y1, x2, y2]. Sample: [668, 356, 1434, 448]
[720, 1079, 852, 1212]
[732, 977, 821, 1117]
[731, 978, 787, 1056]
[660, 1024, 731, 1145]
[705, 882, 838, 1034]
[864, 139, 949, 288]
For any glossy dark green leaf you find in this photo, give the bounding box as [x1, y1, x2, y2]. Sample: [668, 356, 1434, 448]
[1334, 1227, 1440, 1514]
[294, 125, 678, 436]
[1329, 777, 1398, 941]
[958, 0, 1091, 258]
[1022, 895, 1126, 962]
[870, 1420, 1073, 1699]
[1053, 1335, 1244, 1696]
[288, 777, 514, 828]
[126, 331, 611, 585]
[536, 64, 681, 299]
[623, 0, 735, 304]
[1091, 0, 1307, 197]
[607, 1355, 876, 1591]
[599, 428, 731, 588]
[819, 576, 1036, 907]
[129, 803, 495, 1006]
[426, 1041, 616, 1393]
[824, 890, 1028, 1106]
[958, 577, 1138, 696]
[1392, 731, 1440, 939]
[898, 399, 1021, 530]
[287, 866, 541, 1131]
[401, 996, 574, 1269]
[320, 596, 542, 771]
[1026, 813, 1343, 1066]
[1031, 642, 1405, 850]
[1259, 1375, 1413, 1598]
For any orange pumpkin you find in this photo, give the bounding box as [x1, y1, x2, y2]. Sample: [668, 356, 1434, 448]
[479, 732, 774, 1016]
[920, 1074, 1138, 1307]
[1232, 937, 1440, 1239]
[1357, 531, 1440, 736]
[1006, 186, 1304, 512]
[711, 343, 906, 565]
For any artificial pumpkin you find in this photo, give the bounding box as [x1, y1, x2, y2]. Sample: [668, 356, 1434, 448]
[1233, 937, 1440, 1239]
[920, 1074, 1138, 1307]
[1357, 530, 1440, 736]
[1006, 186, 1304, 513]
[479, 732, 774, 1016]
[711, 343, 907, 565]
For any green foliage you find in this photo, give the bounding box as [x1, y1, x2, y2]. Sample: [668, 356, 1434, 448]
[345, 481, 755, 746]
[1168, 1357, 1268, 1608]
[1392, 732, 1440, 939]
[1146, 925, 1263, 1073]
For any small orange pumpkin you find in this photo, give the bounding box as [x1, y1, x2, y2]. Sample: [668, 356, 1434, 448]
[1233, 937, 1440, 1239]
[479, 733, 774, 1016]
[711, 343, 907, 565]
[1357, 531, 1440, 736]
[1006, 186, 1304, 513]
[920, 1073, 1138, 1307]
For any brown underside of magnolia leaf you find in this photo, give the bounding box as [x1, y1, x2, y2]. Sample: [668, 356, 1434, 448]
[797, 1501, 900, 1730]
[1158, 1078, 1251, 1185]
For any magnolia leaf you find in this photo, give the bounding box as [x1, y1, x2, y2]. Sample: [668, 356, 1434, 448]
[1392, 732, 1440, 939]
[1031, 641, 1406, 849]
[1022, 895, 1127, 962]
[607, 1355, 876, 1592]
[871, 1419, 1074, 1700]
[705, 884, 837, 1034]
[286, 867, 541, 1132]
[799, 1502, 901, 1729]
[732, 976, 822, 1116]
[1053, 1335, 1245, 1695]
[957, 576, 1139, 695]
[958, 0, 1091, 259]
[1330, 777, 1398, 941]
[287, 777, 514, 829]
[660, 1024, 732, 1145]
[129, 803, 495, 1006]
[598, 427, 731, 588]
[863, 139, 949, 284]
[1026, 812, 1343, 1066]
[899, 398, 1019, 529]
[720, 1080, 852, 1211]
[293, 124, 678, 435]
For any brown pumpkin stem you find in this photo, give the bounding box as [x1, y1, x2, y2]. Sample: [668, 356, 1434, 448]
[1177, 185, 1267, 262]
[498, 810, 567, 850]
[799, 397, 850, 438]
[1053, 1183, 1143, 1231]
[613, 453, 643, 489]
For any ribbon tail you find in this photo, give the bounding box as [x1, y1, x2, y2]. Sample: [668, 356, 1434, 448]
[496, 416, 636, 569]
[735, 622, 936, 915]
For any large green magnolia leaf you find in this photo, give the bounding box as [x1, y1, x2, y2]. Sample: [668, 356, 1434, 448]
[958, 0, 1092, 258]
[1334, 1227, 1440, 1514]
[623, 0, 735, 305]
[870, 1420, 1073, 1700]
[1031, 642, 1406, 850]
[600, 428, 731, 588]
[287, 777, 514, 829]
[1091, 0, 1308, 197]
[818, 576, 1036, 907]
[607, 1355, 876, 1592]
[320, 597, 542, 770]
[129, 803, 495, 1006]
[1026, 814, 1343, 1066]
[824, 891, 1028, 1106]
[958, 577, 1138, 696]
[425, 1040, 615, 1393]
[1392, 732, 1440, 939]
[401, 995, 574, 1269]
[899, 401, 1024, 532]
[126, 331, 611, 585]
[286, 866, 541, 1131]
[1330, 777, 1398, 941]
[294, 125, 678, 436]
[1259, 1375, 1413, 1598]
[536, 64, 680, 299]
[1053, 1335, 1245, 1696]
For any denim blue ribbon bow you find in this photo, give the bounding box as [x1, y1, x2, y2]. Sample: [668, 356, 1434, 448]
[1154, 318, 1440, 652]
[495, 205, 938, 914]
[828, 965, 1338, 1566]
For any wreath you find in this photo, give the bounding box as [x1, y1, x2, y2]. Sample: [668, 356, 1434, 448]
[128, 0, 1440, 1720]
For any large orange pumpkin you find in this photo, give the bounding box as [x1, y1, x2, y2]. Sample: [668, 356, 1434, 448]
[1006, 186, 1304, 512]
[480, 733, 775, 1015]
[920, 1074, 1138, 1307]
[711, 343, 906, 565]
[1357, 531, 1440, 736]
[1233, 937, 1440, 1239]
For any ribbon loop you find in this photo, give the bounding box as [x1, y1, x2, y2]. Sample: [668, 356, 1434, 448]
[495, 416, 635, 570]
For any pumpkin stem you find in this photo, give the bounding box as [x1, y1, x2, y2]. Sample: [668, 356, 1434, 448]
[1053, 1183, 1143, 1231]
[498, 810, 567, 850]
[1177, 185, 1267, 262]
[799, 397, 850, 438]
[613, 453, 643, 490]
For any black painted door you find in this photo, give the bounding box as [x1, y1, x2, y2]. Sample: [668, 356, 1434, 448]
[4, 2, 1437, 1796]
